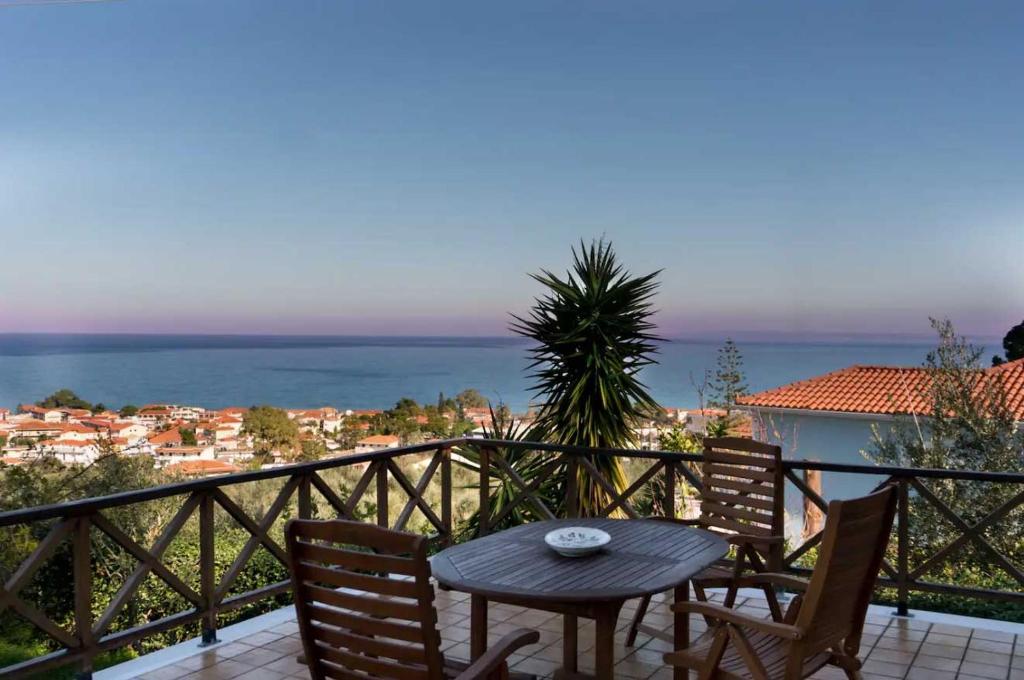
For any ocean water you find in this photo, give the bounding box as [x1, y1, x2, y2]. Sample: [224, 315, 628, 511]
[0, 334, 940, 413]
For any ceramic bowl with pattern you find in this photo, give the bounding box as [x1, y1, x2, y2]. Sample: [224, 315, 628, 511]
[543, 526, 611, 558]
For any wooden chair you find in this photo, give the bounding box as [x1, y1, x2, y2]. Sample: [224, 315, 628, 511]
[626, 437, 785, 646]
[664, 485, 898, 680]
[285, 519, 540, 680]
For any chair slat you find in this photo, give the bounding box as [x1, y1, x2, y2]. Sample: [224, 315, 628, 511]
[306, 602, 425, 643]
[706, 476, 776, 497]
[295, 557, 420, 598]
[705, 464, 776, 483]
[701, 501, 774, 526]
[292, 539, 420, 575]
[301, 583, 422, 621]
[314, 641, 430, 680]
[704, 449, 777, 469]
[702, 489, 775, 512]
[700, 514, 772, 536]
[310, 621, 427, 664]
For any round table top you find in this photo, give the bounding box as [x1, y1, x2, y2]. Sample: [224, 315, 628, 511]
[431, 518, 729, 604]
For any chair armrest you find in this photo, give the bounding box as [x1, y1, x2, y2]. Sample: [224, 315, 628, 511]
[454, 628, 540, 680]
[670, 601, 802, 640]
[726, 533, 784, 547]
[733, 572, 810, 592]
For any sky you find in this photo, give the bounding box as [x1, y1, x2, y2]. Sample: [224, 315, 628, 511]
[1, 0, 1022, 340]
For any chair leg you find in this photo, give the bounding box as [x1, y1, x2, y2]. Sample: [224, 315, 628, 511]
[625, 594, 652, 647]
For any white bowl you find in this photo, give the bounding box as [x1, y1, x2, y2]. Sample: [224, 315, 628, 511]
[544, 526, 611, 558]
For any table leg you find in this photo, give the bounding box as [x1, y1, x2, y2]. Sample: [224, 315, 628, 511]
[562, 613, 578, 675]
[673, 582, 689, 680]
[470, 594, 487, 660]
[594, 604, 622, 680]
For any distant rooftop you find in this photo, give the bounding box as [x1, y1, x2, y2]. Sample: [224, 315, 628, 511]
[737, 358, 1024, 419]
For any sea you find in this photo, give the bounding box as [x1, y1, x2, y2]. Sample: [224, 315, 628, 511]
[0, 333, 957, 413]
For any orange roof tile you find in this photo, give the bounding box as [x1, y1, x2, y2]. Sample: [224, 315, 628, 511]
[15, 420, 64, 431]
[737, 359, 1024, 419]
[357, 434, 400, 446]
[147, 428, 183, 445]
[164, 460, 240, 476]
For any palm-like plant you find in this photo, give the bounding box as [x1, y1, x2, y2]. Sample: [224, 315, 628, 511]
[513, 239, 662, 516]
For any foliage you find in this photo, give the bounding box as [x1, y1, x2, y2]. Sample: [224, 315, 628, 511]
[455, 403, 562, 539]
[708, 338, 747, 416]
[992, 319, 1024, 366]
[512, 239, 662, 516]
[455, 389, 488, 410]
[657, 426, 702, 453]
[180, 428, 197, 446]
[36, 389, 92, 411]
[119, 405, 139, 417]
[297, 438, 327, 461]
[864, 318, 1024, 604]
[242, 405, 299, 458]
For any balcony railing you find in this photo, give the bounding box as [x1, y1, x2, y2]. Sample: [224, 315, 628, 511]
[0, 437, 1022, 678]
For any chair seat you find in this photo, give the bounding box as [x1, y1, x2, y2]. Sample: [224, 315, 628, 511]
[666, 627, 832, 680]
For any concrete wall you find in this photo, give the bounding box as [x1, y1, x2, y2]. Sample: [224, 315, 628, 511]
[746, 408, 899, 536]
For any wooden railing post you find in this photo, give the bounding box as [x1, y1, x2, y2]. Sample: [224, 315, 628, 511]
[441, 446, 453, 546]
[663, 460, 676, 519]
[896, 478, 910, 617]
[478, 447, 491, 536]
[376, 462, 389, 529]
[565, 453, 579, 519]
[199, 492, 217, 645]
[298, 474, 312, 520]
[73, 516, 93, 680]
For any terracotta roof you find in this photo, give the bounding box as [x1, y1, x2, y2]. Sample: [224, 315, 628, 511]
[15, 420, 64, 431]
[148, 428, 183, 445]
[45, 439, 96, 448]
[737, 359, 1024, 419]
[165, 460, 240, 476]
[357, 434, 400, 446]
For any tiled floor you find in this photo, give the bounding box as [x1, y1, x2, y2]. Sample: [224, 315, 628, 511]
[129, 588, 1024, 680]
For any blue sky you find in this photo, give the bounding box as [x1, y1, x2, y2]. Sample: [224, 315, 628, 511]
[1, 0, 1022, 339]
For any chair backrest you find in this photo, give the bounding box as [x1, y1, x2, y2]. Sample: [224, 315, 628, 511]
[699, 437, 785, 566]
[286, 519, 444, 680]
[795, 486, 898, 654]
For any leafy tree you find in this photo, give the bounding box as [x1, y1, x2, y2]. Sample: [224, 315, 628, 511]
[865, 318, 1024, 593]
[658, 426, 702, 453]
[390, 397, 422, 417]
[455, 389, 487, 410]
[241, 406, 299, 459]
[513, 239, 662, 516]
[296, 439, 327, 462]
[36, 389, 92, 411]
[119, 404, 139, 417]
[708, 338, 748, 415]
[92, 403, 107, 414]
[992, 320, 1024, 366]
[180, 428, 198, 446]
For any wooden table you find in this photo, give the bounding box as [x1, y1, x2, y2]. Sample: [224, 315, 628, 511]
[431, 518, 729, 680]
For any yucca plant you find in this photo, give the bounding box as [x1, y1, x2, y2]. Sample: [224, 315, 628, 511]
[454, 403, 564, 539]
[513, 239, 662, 516]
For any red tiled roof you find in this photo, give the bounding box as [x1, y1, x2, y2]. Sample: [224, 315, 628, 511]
[148, 428, 183, 445]
[358, 434, 400, 446]
[15, 420, 63, 431]
[737, 359, 1024, 419]
[164, 460, 240, 476]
